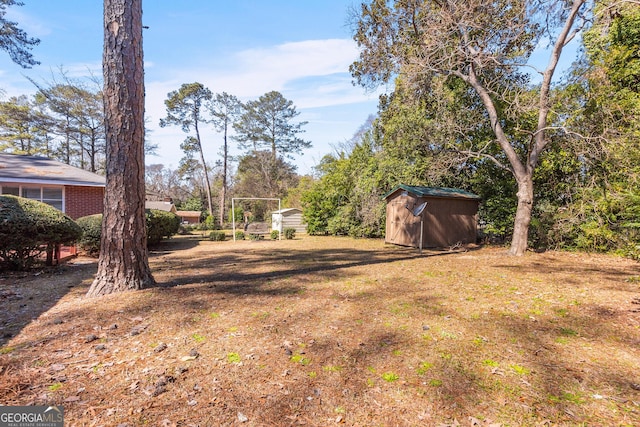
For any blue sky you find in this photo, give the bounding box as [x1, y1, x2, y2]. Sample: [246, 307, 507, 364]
[0, 1, 381, 175]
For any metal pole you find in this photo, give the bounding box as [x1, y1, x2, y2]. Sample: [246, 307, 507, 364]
[232, 198, 236, 241]
[278, 199, 282, 240]
[419, 218, 423, 254]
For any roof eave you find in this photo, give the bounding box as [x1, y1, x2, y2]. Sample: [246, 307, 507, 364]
[384, 184, 481, 201]
[0, 177, 106, 187]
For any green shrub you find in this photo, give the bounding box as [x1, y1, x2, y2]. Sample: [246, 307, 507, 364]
[201, 214, 217, 230]
[178, 224, 195, 235]
[76, 214, 103, 255]
[235, 231, 245, 240]
[621, 242, 640, 261]
[146, 209, 181, 245]
[76, 209, 180, 254]
[228, 207, 244, 224]
[270, 230, 280, 240]
[209, 231, 226, 241]
[248, 233, 263, 241]
[284, 228, 296, 240]
[0, 195, 82, 270]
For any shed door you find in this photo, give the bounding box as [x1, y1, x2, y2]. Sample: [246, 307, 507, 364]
[387, 198, 421, 247]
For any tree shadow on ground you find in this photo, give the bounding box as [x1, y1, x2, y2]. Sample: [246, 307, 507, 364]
[151, 243, 481, 295]
[493, 260, 638, 286]
[148, 235, 201, 255]
[0, 260, 97, 347]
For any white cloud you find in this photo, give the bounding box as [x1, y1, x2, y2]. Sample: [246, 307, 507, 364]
[148, 38, 361, 99]
[235, 39, 357, 78]
[0, 37, 379, 174]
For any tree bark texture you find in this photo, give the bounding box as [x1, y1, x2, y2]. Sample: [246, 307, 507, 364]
[87, 0, 154, 297]
[509, 175, 534, 256]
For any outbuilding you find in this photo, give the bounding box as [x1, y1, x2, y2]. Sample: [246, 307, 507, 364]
[384, 184, 480, 249]
[176, 210, 202, 224]
[271, 208, 306, 234]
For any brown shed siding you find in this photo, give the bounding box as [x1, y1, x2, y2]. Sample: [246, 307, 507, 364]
[422, 197, 478, 247]
[64, 185, 104, 219]
[385, 188, 479, 248]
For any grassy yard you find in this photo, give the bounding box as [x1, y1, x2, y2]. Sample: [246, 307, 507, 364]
[1, 235, 639, 426]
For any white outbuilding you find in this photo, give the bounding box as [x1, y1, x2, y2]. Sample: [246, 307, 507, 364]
[271, 208, 306, 234]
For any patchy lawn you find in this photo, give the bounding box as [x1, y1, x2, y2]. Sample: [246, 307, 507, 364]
[1, 235, 639, 426]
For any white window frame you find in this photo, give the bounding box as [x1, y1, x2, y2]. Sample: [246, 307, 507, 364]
[0, 184, 65, 212]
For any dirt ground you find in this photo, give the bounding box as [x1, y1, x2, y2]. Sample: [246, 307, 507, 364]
[1, 235, 639, 427]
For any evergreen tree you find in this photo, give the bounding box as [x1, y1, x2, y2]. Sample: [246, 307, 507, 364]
[0, 0, 39, 68]
[160, 82, 214, 216]
[234, 91, 311, 162]
[209, 92, 242, 226]
[233, 91, 310, 198]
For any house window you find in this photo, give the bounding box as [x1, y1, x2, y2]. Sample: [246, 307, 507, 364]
[0, 185, 64, 211]
[1, 186, 19, 196]
[23, 187, 42, 200]
[42, 187, 64, 210]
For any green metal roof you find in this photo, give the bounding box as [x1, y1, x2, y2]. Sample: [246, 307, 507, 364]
[384, 184, 481, 201]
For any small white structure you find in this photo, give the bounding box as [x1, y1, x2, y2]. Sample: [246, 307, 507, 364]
[271, 208, 305, 233]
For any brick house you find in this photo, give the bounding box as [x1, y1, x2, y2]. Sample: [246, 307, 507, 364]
[0, 153, 105, 219]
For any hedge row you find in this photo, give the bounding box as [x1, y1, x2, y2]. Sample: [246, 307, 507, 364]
[76, 214, 102, 256]
[76, 209, 181, 254]
[0, 195, 82, 270]
[0, 195, 181, 271]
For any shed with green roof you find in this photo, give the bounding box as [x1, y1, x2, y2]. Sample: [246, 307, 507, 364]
[384, 184, 480, 249]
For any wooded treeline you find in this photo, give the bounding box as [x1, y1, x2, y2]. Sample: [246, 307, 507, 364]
[158, 85, 309, 225]
[0, 77, 310, 225]
[303, 0, 639, 259]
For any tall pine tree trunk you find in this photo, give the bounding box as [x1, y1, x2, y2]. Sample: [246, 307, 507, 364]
[87, 0, 154, 297]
